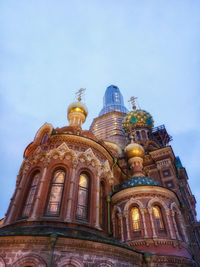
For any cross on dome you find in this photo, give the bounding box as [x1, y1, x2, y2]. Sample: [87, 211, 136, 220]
[128, 96, 138, 110]
[76, 88, 86, 102]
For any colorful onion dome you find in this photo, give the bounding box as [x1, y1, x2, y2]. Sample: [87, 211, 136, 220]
[121, 176, 159, 189]
[122, 109, 154, 134]
[124, 142, 144, 158]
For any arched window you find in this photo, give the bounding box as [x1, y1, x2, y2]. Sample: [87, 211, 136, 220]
[76, 173, 89, 220]
[41, 132, 48, 144]
[131, 207, 140, 232]
[100, 181, 106, 229]
[153, 206, 164, 230]
[141, 130, 147, 140]
[22, 171, 40, 217]
[46, 170, 65, 216]
[136, 131, 141, 141]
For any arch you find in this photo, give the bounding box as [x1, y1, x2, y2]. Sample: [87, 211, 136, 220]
[147, 197, 169, 212]
[55, 257, 83, 267]
[13, 254, 46, 267]
[124, 198, 144, 212]
[22, 170, 40, 218]
[45, 169, 66, 216]
[34, 123, 53, 145]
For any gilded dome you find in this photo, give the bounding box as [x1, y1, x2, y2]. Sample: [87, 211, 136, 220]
[124, 142, 144, 158]
[67, 102, 88, 118]
[122, 109, 154, 134]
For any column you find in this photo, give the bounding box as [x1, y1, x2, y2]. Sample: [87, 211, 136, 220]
[4, 165, 30, 225]
[178, 214, 189, 243]
[118, 212, 124, 242]
[148, 208, 157, 238]
[171, 211, 181, 241]
[140, 208, 148, 238]
[29, 167, 47, 220]
[65, 160, 77, 222]
[124, 211, 131, 241]
[95, 171, 101, 229]
[166, 210, 175, 239]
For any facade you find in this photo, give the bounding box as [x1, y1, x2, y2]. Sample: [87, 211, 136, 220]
[0, 85, 199, 267]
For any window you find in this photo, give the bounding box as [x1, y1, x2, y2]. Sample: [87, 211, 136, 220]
[131, 207, 140, 232]
[141, 130, 147, 140]
[41, 132, 48, 144]
[165, 181, 174, 188]
[22, 172, 40, 217]
[136, 131, 141, 141]
[76, 173, 89, 220]
[153, 206, 164, 230]
[46, 170, 65, 216]
[162, 169, 171, 177]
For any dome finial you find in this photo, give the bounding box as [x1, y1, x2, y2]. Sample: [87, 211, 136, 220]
[128, 96, 138, 110]
[76, 88, 86, 102]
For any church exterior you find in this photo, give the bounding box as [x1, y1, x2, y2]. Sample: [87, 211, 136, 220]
[0, 85, 199, 267]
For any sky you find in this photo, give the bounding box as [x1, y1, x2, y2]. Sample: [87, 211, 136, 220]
[0, 0, 200, 220]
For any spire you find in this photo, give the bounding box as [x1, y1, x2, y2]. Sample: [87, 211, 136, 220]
[99, 85, 128, 116]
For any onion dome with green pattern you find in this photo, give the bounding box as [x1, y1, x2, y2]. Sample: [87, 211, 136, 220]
[120, 176, 159, 190]
[122, 109, 154, 135]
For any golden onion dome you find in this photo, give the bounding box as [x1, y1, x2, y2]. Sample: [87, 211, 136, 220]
[67, 102, 88, 119]
[124, 142, 145, 159]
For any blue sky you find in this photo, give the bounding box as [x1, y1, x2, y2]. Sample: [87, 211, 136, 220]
[0, 0, 200, 220]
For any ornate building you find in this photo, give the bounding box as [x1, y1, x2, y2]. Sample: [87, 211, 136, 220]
[0, 86, 199, 267]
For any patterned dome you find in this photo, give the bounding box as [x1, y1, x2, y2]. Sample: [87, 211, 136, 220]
[122, 109, 154, 134]
[120, 176, 159, 190]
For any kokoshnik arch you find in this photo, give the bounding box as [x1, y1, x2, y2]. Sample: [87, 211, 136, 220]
[0, 85, 199, 267]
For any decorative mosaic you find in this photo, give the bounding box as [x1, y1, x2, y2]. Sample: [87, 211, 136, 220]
[122, 109, 154, 134]
[120, 176, 159, 189]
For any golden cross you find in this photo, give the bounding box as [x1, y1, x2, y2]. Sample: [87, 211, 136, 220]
[128, 96, 138, 110]
[76, 88, 86, 101]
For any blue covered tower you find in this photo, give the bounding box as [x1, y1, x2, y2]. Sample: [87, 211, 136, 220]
[99, 85, 128, 116]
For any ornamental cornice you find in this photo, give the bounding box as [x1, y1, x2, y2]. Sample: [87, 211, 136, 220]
[150, 147, 174, 161]
[128, 238, 189, 249]
[48, 134, 114, 164]
[21, 141, 115, 185]
[112, 186, 179, 206]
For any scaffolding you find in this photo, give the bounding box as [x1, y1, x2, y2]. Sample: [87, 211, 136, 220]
[151, 124, 172, 147]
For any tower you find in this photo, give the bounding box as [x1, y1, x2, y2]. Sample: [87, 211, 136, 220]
[0, 86, 199, 267]
[90, 85, 128, 146]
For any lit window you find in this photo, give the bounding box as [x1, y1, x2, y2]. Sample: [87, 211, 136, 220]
[131, 207, 140, 231]
[46, 170, 65, 216]
[153, 206, 164, 230]
[22, 172, 40, 217]
[76, 173, 89, 220]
